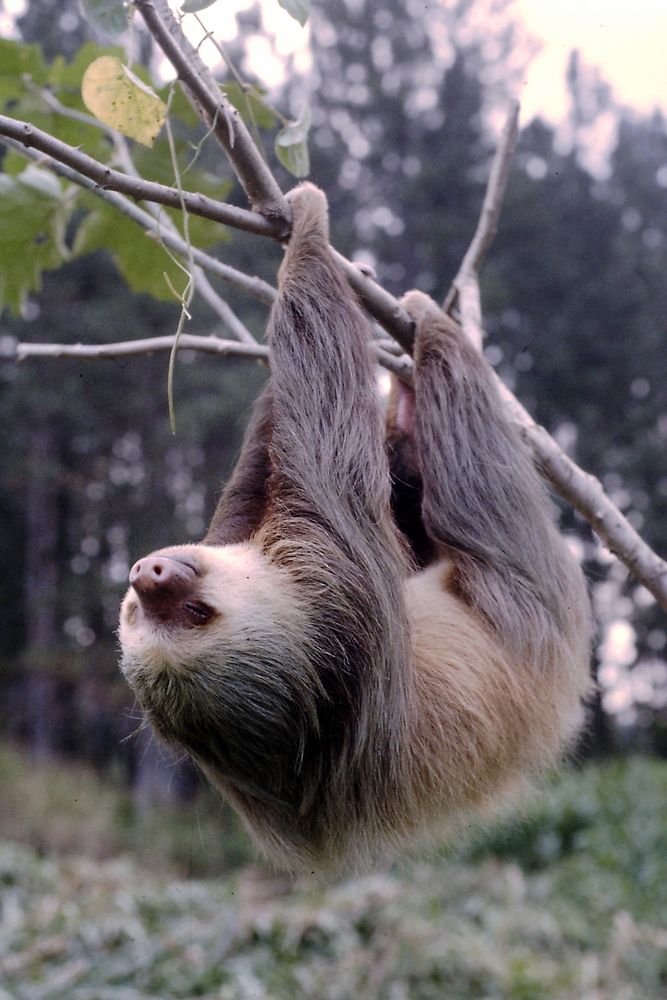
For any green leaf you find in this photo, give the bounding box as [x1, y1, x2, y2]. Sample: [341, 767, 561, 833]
[275, 106, 311, 178]
[277, 0, 310, 27]
[80, 0, 130, 37]
[81, 56, 166, 147]
[0, 39, 49, 107]
[130, 138, 234, 207]
[0, 167, 70, 313]
[75, 199, 180, 301]
[74, 194, 228, 301]
[160, 82, 200, 129]
[181, 0, 219, 12]
[221, 82, 277, 130]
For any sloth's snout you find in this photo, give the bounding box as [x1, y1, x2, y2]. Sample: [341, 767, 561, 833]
[129, 554, 198, 613]
[126, 550, 215, 628]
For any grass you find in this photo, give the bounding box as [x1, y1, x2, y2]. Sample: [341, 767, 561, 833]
[1, 749, 666, 999]
[0, 742, 253, 877]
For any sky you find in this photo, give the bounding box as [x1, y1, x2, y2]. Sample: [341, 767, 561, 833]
[172, 0, 667, 175]
[516, 0, 667, 122]
[186, 0, 667, 125]
[1, 0, 665, 124]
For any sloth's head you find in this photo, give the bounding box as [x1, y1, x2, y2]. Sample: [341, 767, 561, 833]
[118, 543, 320, 802]
[119, 542, 278, 677]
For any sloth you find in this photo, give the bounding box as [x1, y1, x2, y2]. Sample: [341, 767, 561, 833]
[119, 183, 592, 872]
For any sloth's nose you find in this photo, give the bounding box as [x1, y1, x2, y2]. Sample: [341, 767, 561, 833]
[129, 554, 197, 608]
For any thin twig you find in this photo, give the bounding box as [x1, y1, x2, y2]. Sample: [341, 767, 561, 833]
[442, 99, 520, 326]
[25, 81, 104, 131]
[14, 335, 268, 360]
[188, 270, 258, 342]
[442, 101, 667, 612]
[133, 0, 288, 224]
[13, 334, 411, 380]
[163, 102, 196, 432]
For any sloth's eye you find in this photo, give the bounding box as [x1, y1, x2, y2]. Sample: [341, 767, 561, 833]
[183, 601, 215, 626]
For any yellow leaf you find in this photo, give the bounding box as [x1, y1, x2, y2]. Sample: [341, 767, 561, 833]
[81, 55, 166, 147]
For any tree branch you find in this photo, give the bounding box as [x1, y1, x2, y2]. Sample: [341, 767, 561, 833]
[332, 249, 415, 354]
[0, 113, 281, 238]
[133, 0, 289, 225]
[188, 269, 258, 343]
[442, 101, 667, 612]
[14, 334, 268, 361]
[442, 99, 520, 330]
[507, 394, 667, 611]
[0, 136, 277, 305]
[11, 333, 411, 379]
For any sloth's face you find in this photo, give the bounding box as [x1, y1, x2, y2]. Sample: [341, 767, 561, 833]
[118, 541, 318, 795]
[119, 541, 298, 676]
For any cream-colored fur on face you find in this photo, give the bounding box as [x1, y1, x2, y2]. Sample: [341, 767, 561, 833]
[119, 543, 306, 683]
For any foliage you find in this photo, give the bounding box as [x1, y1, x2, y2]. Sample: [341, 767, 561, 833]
[0, 36, 230, 310]
[459, 758, 667, 896]
[1, 755, 666, 998]
[0, 165, 69, 311]
[81, 55, 166, 147]
[275, 105, 312, 178]
[0, 0, 317, 309]
[81, 0, 130, 38]
[0, 741, 253, 876]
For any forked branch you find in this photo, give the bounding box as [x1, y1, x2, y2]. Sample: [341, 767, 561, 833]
[1, 8, 664, 609]
[443, 99, 520, 322]
[134, 0, 288, 225]
[0, 113, 279, 238]
[445, 102, 667, 612]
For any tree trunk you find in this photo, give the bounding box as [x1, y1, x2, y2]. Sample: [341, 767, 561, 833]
[23, 425, 62, 757]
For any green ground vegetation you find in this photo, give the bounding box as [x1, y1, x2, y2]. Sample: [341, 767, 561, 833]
[0, 749, 666, 999]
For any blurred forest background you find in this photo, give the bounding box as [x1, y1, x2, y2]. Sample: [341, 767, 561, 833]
[1, 0, 667, 996]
